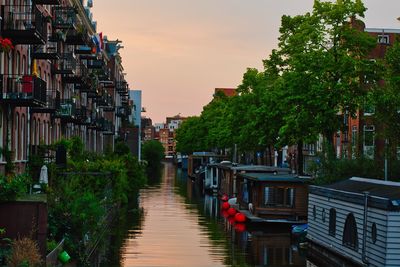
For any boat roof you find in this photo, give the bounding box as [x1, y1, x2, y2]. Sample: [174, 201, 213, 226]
[214, 163, 291, 173]
[237, 172, 305, 183]
[310, 177, 400, 211]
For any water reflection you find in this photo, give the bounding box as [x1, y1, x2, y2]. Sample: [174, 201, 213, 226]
[110, 163, 309, 267]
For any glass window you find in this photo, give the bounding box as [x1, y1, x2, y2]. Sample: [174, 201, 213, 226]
[371, 223, 377, 244]
[263, 187, 295, 207]
[329, 208, 336, 236]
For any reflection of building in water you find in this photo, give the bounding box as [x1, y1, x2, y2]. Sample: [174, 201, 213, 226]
[203, 195, 220, 218]
[250, 232, 305, 266]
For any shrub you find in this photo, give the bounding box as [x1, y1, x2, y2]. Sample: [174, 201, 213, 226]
[7, 237, 42, 267]
[0, 174, 30, 202]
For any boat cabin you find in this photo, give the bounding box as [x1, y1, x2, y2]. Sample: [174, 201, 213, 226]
[307, 177, 400, 267]
[236, 172, 308, 223]
[213, 163, 291, 197]
[188, 152, 218, 178]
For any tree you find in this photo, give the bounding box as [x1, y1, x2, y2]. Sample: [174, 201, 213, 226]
[271, 0, 377, 172]
[175, 116, 207, 154]
[142, 140, 165, 177]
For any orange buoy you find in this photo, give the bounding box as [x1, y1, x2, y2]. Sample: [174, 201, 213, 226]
[227, 207, 237, 216]
[234, 212, 246, 223]
[221, 202, 230, 210]
[221, 194, 229, 202]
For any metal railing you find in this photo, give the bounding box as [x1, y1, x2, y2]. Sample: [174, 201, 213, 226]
[0, 74, 46, 103]
[1, 5, 47, 42]
[52, 6, 77, 29]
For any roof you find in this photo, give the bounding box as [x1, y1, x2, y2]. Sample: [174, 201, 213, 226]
[310, 177, 400, 211]
[237, 172, 305, 183]
[214, 88, 237, 97]
[365, 28, 400, 34]
[215, 163, 291, 173]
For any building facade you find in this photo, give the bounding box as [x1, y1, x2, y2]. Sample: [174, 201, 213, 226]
[0, 0, 132, 176]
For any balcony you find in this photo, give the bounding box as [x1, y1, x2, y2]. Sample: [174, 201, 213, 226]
[33, 0, 61, 5]
[31, 90, 60, 113]
[97, 93, 114, 112]
[32, 39, 60, 60]
[87, 59, 104, 69]
[75, 106, 90, 125]
[1, 5, 47, 44]
[0, 75, 46, 107]
[62, 62, 88, 84]
[65, 28, 90, 45]
[98, 118, 114, 135]
[54, 99, 76, 122]
[52, 53, 76, 75]
[52, 6, 76, 30]
[116, 81, 128, 94]
[116, 106, 130, 117]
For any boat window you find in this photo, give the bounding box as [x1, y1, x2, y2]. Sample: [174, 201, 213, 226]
[371, 223, 377, 244]
[263, 187, 295, 208]
[329, 208, 336, 236]
[342, 213, 359, 251]
[313, 205, 316, 220]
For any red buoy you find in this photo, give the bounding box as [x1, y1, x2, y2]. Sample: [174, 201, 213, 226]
[234, 223, 246, 232]
[221, 194, 229, 202]
[234, 212, 246, 223]
[221, 210, 229, 218]
[227, 207, 237, 216]
[221, 202, 230, 210]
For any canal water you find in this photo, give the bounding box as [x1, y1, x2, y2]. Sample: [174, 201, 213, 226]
[107, 162, 315, 267]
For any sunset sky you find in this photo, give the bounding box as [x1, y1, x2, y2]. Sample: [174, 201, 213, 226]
[92, 0, 400, 123]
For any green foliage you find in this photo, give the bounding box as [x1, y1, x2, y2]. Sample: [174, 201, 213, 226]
[47, 137, 146, 265]
[0, 174, 30, 202]
[114, 140, 130, 156]
[309, 156, 382, 185]
[142, 140, 164, 164]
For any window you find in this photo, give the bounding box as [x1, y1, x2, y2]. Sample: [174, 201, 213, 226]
[371, 223, 377, 244]
[363, 125, 375, 159]
[14, 113, 19, 160]
[343, 213, 359, 250]
[329, 208, 336, 236]
[264, 187, 295, 207]
[378, 34, 390, 44]
[313, 205, 316, 220]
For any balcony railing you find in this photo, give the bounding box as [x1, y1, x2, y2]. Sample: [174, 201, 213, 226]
[75, 106, 90, 125]
[52, 6, 76, 30]
[0, 74, 46, 107]
[115, 81, 128, 93]
[62, 61, 88, 84]
[33, 0, 61, 5]
[65, 28, 90, 45]
[55, 99, 76, 120]
[53, 53, 76, 75]
[1, 5, 47, 44]
[98, 118, 114, 135]
[116, 106, 130, 117]
[31, 90, 60, 113]
[32, 38, 60, 60]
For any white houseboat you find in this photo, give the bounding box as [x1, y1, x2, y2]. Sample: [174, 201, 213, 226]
[307, 177, 400, 267]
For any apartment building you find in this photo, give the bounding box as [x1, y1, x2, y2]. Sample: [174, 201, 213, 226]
[335, 26, 400, 161]
[0, 0, 132, 174]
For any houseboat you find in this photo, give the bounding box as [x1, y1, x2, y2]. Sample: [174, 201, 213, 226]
[187, 152, 227, 193]
[235, 172, 309, 224]
[307, 177, 400, 267]
[214, 163, 291, 197]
